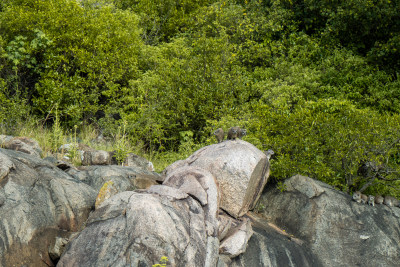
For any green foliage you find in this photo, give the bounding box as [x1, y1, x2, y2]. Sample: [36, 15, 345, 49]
[0, 92, 31, 134]
[115, 0, 211, 45]
[238, 99, 400, 195]
[114, 121, 130, 165]
[0, 0, 142, 125]
[49, 107, 64, 154]
[152, 256, 168, 267]
[109, 34, 251, 150]
[278, 0, 400, 72]
[276, 181, 287, 193]
[1, 0, 400, 197]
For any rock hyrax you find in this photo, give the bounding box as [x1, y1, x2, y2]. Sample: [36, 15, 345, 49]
[213, 128, 224, 143]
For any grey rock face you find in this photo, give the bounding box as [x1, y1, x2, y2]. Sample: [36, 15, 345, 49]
[0, 148, 96, 266]
[66, 165, 162, 192]
[121, 152, 155, 171]
[0, 134, 13, 144]
[227, 216, 321, 267]
[164, 166, 220, 236]
[0, 151, 15, 182]
[259, 174, 400, 267]
[165, 140, 270, 218]
[1, 136, 43, 158]
[384, 195, 399, 207]
[82, 150, 111, 165]
[219, 218, 253, 258]
[58, 191, 210, 267]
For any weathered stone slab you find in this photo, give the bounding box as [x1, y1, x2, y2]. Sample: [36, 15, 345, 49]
[219, 218, 253, 258]
[260, 175, 400, 267]
[180, 140, 270, 218]
[0, 148, 96, 266]
[58, 191, 212, 267]
[163, 166, 220, 236]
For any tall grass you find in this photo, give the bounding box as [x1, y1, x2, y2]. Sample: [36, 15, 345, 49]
[0, 114, 182, 172]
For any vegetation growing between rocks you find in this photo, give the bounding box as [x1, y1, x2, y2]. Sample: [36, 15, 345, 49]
[1, 0, 400, 197]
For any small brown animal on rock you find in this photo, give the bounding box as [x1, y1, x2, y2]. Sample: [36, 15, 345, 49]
[375, 195, 384, 205]
[367, 195, 375, 206]
[213, 128, 224, 143]
[227, 127, 240, 140]
[352, 191, 368, 204]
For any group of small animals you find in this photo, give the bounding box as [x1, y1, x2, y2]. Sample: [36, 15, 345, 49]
[213, 126, 247, 143]
[352, 191, 400, 208]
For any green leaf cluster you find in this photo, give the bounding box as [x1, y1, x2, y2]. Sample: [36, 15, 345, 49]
[0, 0, 142, 126]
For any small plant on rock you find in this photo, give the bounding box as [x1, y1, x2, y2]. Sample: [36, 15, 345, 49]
[114, 120, 130, 165]
[67, 125, 81, 165]
[152, 256, 168, 267]
[277, 181, 287, 192]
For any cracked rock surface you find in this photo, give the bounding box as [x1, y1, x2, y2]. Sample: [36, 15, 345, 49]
[0, 148, 96, 267]
[258, 174, 400, 267]
[58, 190, 210, 267]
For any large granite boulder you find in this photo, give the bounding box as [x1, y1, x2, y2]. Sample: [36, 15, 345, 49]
[58, 189, 218, 267]
[0, 148, 96, 266]
[259, 174, 400, 267]
[164, 140, 270, 218]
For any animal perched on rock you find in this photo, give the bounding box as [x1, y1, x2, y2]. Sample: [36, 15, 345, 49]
[238, 128, 247, 139]
[375, 195, 384, 205]
[264, 149, 275, 161]
[227, 127, 240, 140]
[352, 191, 368, 204]
[213, 128, 224, 143]
[367, 195, 375, 206]
[383, 196, 399, 207]
[360, 194, 368, 204]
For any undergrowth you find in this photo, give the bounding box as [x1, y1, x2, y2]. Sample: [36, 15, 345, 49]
[0, 114, 187, 172]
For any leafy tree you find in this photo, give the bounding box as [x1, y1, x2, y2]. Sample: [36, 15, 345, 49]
[0, 0, 142, 125]
[115, 0, 212, 45]
[279, 0, 400, 72]
[240, 99, 400, 196]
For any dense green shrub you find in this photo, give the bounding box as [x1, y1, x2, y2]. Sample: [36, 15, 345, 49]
[207, 98, 400, 196]
[115, 0, 212, 45]
[1, 0, 399, 197]
[278, 0, 400, 72]
[0, 0, 142, 125]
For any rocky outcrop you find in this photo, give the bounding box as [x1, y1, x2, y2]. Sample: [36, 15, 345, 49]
[219, 218, 253, 258]
[82, 149, 112, 165]
[0, 151, 14, 182]
[163, 166, 220, 236]
[0, 148, 96, 267]
[121, 152, 155, 171]
[164, 140, 270, 218]
[259, 174, 400, 267]
[4, 134, 399, 267]
[58, 140, 267, 266]
[57, 190, 212, 267]
[58, 142, 155, 171]
[225, 213, 321, 267]
[94, 180, 119, 209]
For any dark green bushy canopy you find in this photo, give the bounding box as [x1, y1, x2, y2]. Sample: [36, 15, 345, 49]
[1, 0, 400, 196]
